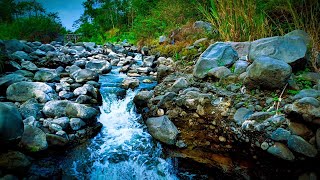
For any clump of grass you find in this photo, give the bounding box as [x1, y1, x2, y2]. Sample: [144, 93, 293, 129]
[198, 0, 273, 42]
[286, 0, 320, 72]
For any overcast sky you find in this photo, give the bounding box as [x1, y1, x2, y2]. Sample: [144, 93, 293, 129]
[36, 0, 86, 31]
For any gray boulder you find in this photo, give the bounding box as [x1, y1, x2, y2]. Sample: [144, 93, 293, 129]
[234, 60, 249, 74]
[6, 82, 55, 102]
[249, 31, 307, 64]
[19, 98, 43, 119]
[39, 44, 56, 52]
[170, 78, 188, 93]
[292, 89, 320, 100]
[65, 102, 99, 120]
[21, 61, 38, 71]
[287, 135, 317, 157]
[42, 100, 70, 118]
[244, 56, 292, 89]
[52, 117, 70, 130]
[19, 125, 48, 152]
[70, 118, 86, 131]
[193, 21, 213, 31]
[0, 74, 29, 94]
[14, 70, 34, 78]
[34, 68, 59, 82]
[207, 66, 231, 79]
[0, 151, 30, 172]
[133, 90, 154, 107]
[234, 108, 253, 126]
[85, 60, 112, 74]
[146, 115, 179, 145]
[46, 134, 69, 147]
[267, 142, 295, 160]
[143, 56, 155, 67]
[271, 128, 291, 141]
[66, 65, 81, 74]
[0, 103, 24, 143]
[71, 69, 99, 83]
[227, 41, 251, 58]
[3, 40, 29, 53]
[193, 42, 238, 78]
[12, 51, 31, 61]
[284, 97, 320, 124]
[83, 42, 96, 51]
[122, 77, 140, 89]
[43, 100, 98, 120]
[30, 49, 46, 57]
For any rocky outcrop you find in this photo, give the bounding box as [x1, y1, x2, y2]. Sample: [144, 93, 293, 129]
[249, 30, 308, 64]
[136, 30, 319, 178]
[19, 125, 48, 152]
[244, 56, 292, 89]
[146, 116, 179, 145]
[6, 82, 55, 102]
[0, 103, 24, 144]
[193, 42, 238, 78]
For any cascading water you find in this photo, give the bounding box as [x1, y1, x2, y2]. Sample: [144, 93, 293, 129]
[67, 64, 178, 179]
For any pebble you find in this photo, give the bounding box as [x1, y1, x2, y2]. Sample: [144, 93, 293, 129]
[219, 136, 226, 142]
[261, 141, 269, 150]
[157, 109, 165, 116]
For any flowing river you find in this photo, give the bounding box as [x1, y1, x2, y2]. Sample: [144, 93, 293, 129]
[28, 57, 205, 179]
[60, 65, 181, 179]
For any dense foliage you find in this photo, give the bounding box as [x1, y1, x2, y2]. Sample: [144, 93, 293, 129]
[0, 0, 66, 42]
[74, 0, 319, 71]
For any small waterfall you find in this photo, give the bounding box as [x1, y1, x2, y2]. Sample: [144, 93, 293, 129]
[68, 65, 178, 179]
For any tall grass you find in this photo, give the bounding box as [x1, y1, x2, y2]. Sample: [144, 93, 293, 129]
[286, 0, 320, 71]
[198, 0, 273, 42]
[198, 0, 320, 71]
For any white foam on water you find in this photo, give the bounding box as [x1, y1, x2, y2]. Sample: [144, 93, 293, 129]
[71, 89, 178, 180]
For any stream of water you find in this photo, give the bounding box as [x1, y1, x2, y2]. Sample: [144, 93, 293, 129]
[66, 65, 179, 179]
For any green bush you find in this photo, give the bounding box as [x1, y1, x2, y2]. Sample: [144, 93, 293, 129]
[0, 16, 65, 42]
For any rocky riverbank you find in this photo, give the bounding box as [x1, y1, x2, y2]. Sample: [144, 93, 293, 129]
[134, 30, 320, 179]
[0, 29, 320, 179]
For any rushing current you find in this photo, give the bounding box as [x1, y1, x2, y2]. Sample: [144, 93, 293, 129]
[66, 64, 178, 179]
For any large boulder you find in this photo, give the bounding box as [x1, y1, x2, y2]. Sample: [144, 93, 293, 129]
[3, 40, 29, 53]
[0, 103, 24, 143]
[284, 97, 320, 124]
[12, 51, 31, 61]
[133, 90, 154, 108]
[146, 115, 179, 145]
[249, 31, 308, 64]
[83, 42, 96, 51]
[21, 61, 38, 71]
[6, 82, 55, 102]
[193, 42, 238, 78]
[65, 102, 99, 120]
[122, 77, 139, 89]
[0, 73, 29, 95]
[39, 44, 56, 52]
[244, 56, 292, 89]
[287, 135, 317, 157]
[19, 98, 43, 119]
[85, 60, 112, 74]
[19, 125, 48, 152]
[71, 69, 99, 83]
[43, 100, 99, 120]
[34, 68, 59, 82]
[0, 151, 31, 172]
